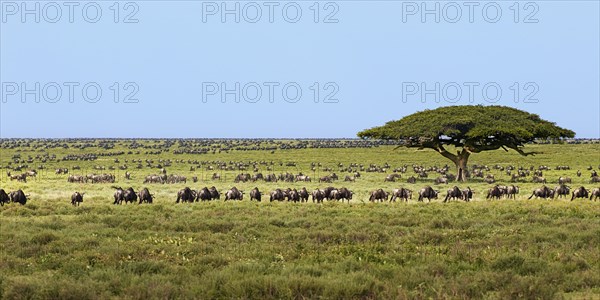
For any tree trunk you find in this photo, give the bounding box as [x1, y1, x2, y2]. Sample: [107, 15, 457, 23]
[455, 151, 470, 182]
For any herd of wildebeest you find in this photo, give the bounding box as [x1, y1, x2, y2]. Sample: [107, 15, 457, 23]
[1, 139, 599, 207]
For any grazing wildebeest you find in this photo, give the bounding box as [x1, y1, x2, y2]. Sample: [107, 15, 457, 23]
[0, 189, 10, 206]
[197, 187, 212, 201]
[505, 185, 519, 199]
[554, 185, 570, 199]
[418, 186, 438, 202]
[443, 186, 463, 202]
[486, 185, 503, 200]
[177, 187, 195, 203]
[113, 187, 125, 204]
[571, 186, 589, 201]
[299, 187, 309, 202]
[576, 170, 582, 177]
[9, 190, 27, 205]
[384, 174, 401, 182]
[319, 176, 332, 183]
[288, 189, 300, 202]
[71, 192, 84, 206]
[528, 186, 554, 199]
[212, 173, 221, 180]
[532, 176, 546, 184]
[369, 189, 389, 202]
[192, 176, 198, 183]
[435, 177, 448, 184]
[250, 187, 261, 202]
[407, 176, 417, 184]
[590, 188, 600, 201]
[270, 189, 285, 202]
[312, 189, 325, 203]
[322, 186, 337, 201]
[462, 187, 473, 202]
[591, 176, 600, 183]
[225, 187, 243, 201]
[123, 187, 138, 204]
[558, 177, 572, 185]
[391, 188, 412, 202]
[137, 188, 153, 204]
[344, 175, 356, 182]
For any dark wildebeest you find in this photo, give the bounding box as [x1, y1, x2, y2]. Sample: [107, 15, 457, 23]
[225, 187, 243, 201]
[571, 186, 589, 201]
[177, 187, 195, 203]
[9, 190, 27, 205]
[532, 176, 546, 184]
[444, 186, 463, 202]
[554, 185, 570, 199]
[138, 188, 153, 204]
[407, 176, 417, 184]
[250, 187, 261, 202]
[344, 175, 356, 182]
[462, 187, 473, 202]
[589, 188, 600, 201]
[209, 186, 220, 200]
[319, 176, 332, 183]
[391, 188, 412, 202]
[71, 192, 84, 206]
[123, 187, 138, 204]
[369, 189, 388, 202]
[335, 187, 352, 203]
[197, 187, 212, 201]
[591, 176, 600, 183]
[418, 186, 438, 202]
[312, 189, 325, 203]
[0, 189, 10, 206]
[113, 187, 125, 205]
[528, 186, 554, 199]
[323, 186, 336, 201]
[299, 187, 309, 202]
[486, 185, 503, 200]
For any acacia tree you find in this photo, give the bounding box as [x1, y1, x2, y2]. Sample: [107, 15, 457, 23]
[357, 105, 575, 182]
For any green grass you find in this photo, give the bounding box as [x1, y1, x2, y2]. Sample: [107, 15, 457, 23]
[1, 140, 599, 299]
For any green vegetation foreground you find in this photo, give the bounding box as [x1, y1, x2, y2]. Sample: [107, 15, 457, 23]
[1, 141, 599, 299]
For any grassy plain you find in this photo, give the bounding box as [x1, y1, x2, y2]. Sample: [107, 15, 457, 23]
[0, 140, 599, 299]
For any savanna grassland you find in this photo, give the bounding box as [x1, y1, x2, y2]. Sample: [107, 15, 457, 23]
[0, 139, 599, 299]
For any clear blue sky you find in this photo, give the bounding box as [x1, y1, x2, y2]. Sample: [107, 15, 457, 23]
[1, 1, 598, 138]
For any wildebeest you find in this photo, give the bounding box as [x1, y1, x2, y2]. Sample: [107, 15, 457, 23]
[590, 188, 600, 201]
[319, 176, 332, 183]
[197, 187, 212, 201]
[369, 189, 389, 202]
[443, 186, 463, 202]
[0, 189, 10, 206]
[558, 177, 572, 185]
[209, 186, 220, 200]
[407, 176, 417, 184]
[137, 188, 153, 204]
[532, 176, 546, 184]
[418, 186, 438, 202]
[384, 174, 401, 182]
[486, 185, 503, 200]
[505, 185, 519, 199]
[462, 187, 473, 202]
[71, 192, 84, 206]
[334, 187, 352, 203]
[250, 187, 261, 201]
[312, 189, 325, 203]
[144, 175, 165, 184]
[123, 187, 138, 204]
[288, 189, 300, 202]
[571, 186, 589, 201]
[390, 187, 412, 202]
[554, 185, 570, 199]
[528, 186, 554, 199]
[434, 177, 448, 184]
[270, 189, 285, 202]
[113, 187, 125, 204]
[177, 187, 196, 203]
[299, 187, 309, 202]
[9, 189, 27, 205]
[225, 187, 243, 201]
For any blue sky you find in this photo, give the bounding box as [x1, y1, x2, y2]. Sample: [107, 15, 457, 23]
[1, 1, 598, 138]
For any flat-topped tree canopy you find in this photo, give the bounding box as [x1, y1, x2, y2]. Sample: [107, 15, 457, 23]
[358, 105, 575, 181]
